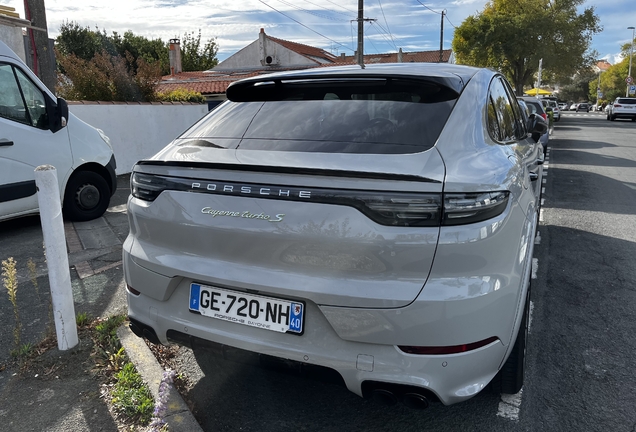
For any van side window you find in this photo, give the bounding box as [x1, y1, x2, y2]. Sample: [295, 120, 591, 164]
[0, 63, 47, 129]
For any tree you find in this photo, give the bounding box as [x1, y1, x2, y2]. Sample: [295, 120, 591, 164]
[452, 0, 601, 95]
[56, 21, 114, 61]
[180, 30, 218, 72]
[56, 50, 161, 102]
[110, 30, 170, 75]
[555, 69, 596, 102]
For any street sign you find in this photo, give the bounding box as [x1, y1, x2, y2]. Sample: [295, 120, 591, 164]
[627, 76, 634, 84]
[630, 85, 636, 95]
[598, 91, 604, 98]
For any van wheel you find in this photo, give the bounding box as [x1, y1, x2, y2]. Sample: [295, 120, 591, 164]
[491, 283, 530, 394]
[63, 171, 110, 221]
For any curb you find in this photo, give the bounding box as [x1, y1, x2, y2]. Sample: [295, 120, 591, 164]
[117, 325, 203, 432]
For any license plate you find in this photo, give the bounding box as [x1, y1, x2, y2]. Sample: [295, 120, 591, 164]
[189, 283, 304, 334]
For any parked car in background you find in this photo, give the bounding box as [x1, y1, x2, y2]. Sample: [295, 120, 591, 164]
[576, 103, 590, 112]
[125, 64, 547, 407]
[0, 40, 116, 222]
[559, 103, 568, 111]
[518, 96, 550, 151]
[606, 97, 636, 121]
[570, 103, 579, 110]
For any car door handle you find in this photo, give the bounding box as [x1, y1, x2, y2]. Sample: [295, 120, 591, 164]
[0, 139, 14, 147]
[529, 171, 539, 181]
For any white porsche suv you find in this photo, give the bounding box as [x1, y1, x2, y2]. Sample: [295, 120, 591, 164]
[123, 64, 546, 408]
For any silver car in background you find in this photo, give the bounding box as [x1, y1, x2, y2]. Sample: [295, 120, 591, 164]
[124, 64, 546, 408]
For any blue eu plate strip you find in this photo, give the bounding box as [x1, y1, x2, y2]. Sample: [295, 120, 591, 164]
[190, 284, 201, 311]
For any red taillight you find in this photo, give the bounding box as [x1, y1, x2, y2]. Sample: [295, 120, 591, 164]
[614, 104, 622, 108]
[540, 113, 547, 121]
[398, 336, 499, 355]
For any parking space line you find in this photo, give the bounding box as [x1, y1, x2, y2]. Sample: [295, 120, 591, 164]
[542, 187, 545, 194]
[534, 231, 541, 245]
[539, 208, 544, 222]
[542, 178, 547, 184]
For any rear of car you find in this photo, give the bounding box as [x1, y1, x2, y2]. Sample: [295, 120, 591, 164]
[124, 64, 539, 406]
[576, 102, 590, 112]
[607, 97, 636, 121]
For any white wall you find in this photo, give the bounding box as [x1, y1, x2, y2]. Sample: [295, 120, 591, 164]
[0, 25, 26, 63]
[69, 103, 209, 175]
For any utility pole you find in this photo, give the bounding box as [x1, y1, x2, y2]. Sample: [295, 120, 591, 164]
[354, 0, 375, 68]
[24, 0, 56, 93]
[439, 10, 445, 63]
[357, 0, 364, 67]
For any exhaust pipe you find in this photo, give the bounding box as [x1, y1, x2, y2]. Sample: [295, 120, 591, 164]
[372, 389, 398, 406]
[403, 392, 430, 410]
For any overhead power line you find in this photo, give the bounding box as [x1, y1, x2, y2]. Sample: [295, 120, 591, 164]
[377, 0, 397, 51]
[300, 0, 354, 18]
[415, 0, 443, 15]
[277, 0, 349, 22]
[258, 0, 354, 52]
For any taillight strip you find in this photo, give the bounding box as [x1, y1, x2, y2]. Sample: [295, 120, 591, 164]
[131, 172, 509, 227]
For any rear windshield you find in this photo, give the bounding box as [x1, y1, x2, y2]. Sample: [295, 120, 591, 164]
[617, 98, 636, 104]
[178, 79, 458, 154]
[522, 100, 544, 114]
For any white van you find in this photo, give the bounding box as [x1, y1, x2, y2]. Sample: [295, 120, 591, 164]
[0, 40, 116, 222]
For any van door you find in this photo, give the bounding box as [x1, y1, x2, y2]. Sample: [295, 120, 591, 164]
[0, 62, 73, 220]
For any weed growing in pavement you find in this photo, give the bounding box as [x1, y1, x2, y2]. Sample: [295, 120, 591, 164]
[12, 342, 33, 358]
[2, 257, 22, 352]
[76, 311, 92, 327]
[111, 362, 154, 424]
[92, 315, 127, 372]
[108, 346, 127, 373]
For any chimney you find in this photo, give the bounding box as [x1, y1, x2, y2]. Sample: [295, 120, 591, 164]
[169, 38, 182, 75]
[340, 52, 346, 61]
[397, 48, 403, 63]
[259, 28, 267, 66]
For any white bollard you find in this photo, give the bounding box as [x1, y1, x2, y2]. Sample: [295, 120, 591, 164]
[34, 165, 78, 350]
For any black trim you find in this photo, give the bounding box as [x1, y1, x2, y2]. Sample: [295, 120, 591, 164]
[0, 139, 13, 147]
[106, 154, 117, 196]
[0, 180, 37, 203]
[135, 160, 441, 184]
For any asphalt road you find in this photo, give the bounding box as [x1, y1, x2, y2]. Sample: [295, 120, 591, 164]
[1, 110, 635, 431]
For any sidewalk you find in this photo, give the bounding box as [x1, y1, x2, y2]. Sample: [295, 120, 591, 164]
[0, 175, 201, 431]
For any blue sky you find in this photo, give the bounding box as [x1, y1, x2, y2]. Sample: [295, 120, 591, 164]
[4, 0, 635, 64]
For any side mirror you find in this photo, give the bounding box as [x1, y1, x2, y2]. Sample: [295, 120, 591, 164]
[528, 113, 548, 143]
[47, 97, 68, 132]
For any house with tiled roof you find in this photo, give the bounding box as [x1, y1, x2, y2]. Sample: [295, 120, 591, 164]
[157, 28, 454, 107]
[593, 59, 612, 73]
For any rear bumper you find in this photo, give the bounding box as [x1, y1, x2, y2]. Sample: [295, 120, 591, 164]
[612, 112, 636, 119]
[125, 279, 508, 405]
